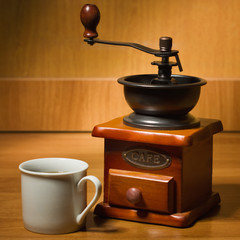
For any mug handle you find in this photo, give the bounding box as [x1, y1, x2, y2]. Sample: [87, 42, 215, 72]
[76, 175, 102, 226]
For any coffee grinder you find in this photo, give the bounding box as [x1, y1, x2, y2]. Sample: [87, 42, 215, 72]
[80, 4, 223, 227]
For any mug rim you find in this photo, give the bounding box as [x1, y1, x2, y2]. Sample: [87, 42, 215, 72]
[19, 157, 89, 176]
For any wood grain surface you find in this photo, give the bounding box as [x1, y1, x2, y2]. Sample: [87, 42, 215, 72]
[0, 78, 239, 131]
[0, 132, 240, 239]
[1, 0, 240, 78]
[0, 0, 239, 131]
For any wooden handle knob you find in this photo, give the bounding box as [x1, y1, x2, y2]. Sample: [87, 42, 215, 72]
[126, 188, 142, 204]
[80, 4, 100, 39]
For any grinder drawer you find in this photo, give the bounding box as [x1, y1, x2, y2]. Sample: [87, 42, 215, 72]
[108, 169, 175, 214]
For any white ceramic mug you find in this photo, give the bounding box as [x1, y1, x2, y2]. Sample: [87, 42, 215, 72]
[19, 158, 102, 234]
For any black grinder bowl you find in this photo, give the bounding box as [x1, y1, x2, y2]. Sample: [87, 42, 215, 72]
[118, 74, 206, 130]
[80, 4, 207, 130]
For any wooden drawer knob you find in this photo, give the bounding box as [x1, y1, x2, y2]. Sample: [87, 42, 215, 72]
[126, 187, 142, 204]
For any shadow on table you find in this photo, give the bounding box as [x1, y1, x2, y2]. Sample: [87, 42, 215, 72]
[204, 183, 240, 219]
[86, 211, 125, 232]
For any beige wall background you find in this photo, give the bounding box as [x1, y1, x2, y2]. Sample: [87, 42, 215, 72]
[0, 0, 239, 131]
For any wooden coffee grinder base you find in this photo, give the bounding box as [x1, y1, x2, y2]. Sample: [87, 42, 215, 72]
[92, 116, 223, 227]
